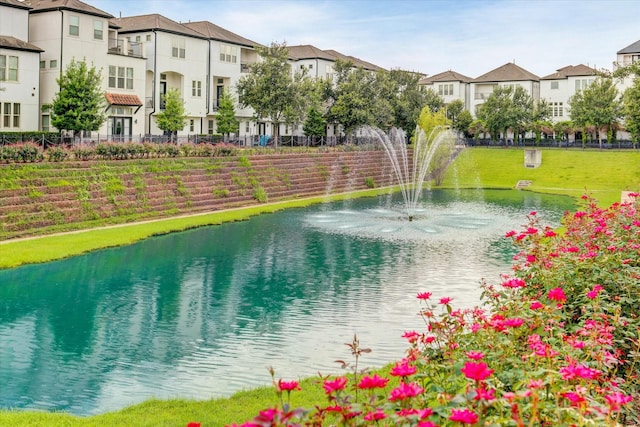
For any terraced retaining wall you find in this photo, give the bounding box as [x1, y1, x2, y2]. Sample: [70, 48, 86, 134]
[0, 150, 396, 240]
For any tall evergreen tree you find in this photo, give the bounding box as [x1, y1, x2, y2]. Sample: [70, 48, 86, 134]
[303, 106, 326, 144]
[51, 59, 106, 139]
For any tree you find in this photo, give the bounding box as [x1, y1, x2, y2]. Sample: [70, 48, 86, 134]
[51, 59, 106, 139]
[382, 69, 432, 137]
[416, 108, 454, 186]
[446, 99, 464, 125]
[303, 107, 326, 143]
[455, 110, 473, 137]
[155, 88, 187, 142]
[468, 119, 487, 144]
[569, 77, 622, 148]
[622, 77, 640, 147]
[216, 88, 239, 140]
[423, 87, 445, 114]
[325, 59, 388, 135]
[477, 86, 533, 144]
[236, 41, 313, 148]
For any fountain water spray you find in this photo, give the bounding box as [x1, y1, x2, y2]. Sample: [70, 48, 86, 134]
[364, 125, 457, 220]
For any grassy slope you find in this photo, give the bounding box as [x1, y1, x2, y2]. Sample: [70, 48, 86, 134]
[443, 148, 640, 206]
[2, 148, 640, 425]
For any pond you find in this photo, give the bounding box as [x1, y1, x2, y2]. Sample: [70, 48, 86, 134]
[0, 189, 575, 415]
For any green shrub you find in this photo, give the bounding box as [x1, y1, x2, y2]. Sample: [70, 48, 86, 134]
[253, 186, 268, 203]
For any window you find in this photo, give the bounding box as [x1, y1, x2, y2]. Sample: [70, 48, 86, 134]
[108, 65, 134, 89]
[12, 103, 20, 127]
[172, 38, 185, 58]
[50, 60, 57, 68]
[550, 81, 559, 90]
[93, 20, 103, 40]
[135, 35, 141, 42]
[219, 44, 237, 63]
[438, 83, 453, 96]
[42, 115, 50, 132]
[2, 103, 11, 127]
[549, 101, 564, 117]
[40, 60, 46, 69]
[575, 79, 594, 91]
[69, 15, 79, 36]
[192, 80, 201, 97]
[0, 55, 18, 81]
[189, 119, 195, 132]
[208, 119, 214, 135]
[245, 121, 249, 133]
[146, 34, 151, 42]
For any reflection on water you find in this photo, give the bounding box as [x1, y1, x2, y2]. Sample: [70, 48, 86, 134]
[0, 190, 574, 415]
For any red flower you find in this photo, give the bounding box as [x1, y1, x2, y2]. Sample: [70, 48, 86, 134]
[390, 359, 417, 377]
[547, 287, 566, 303]
[402, 330, 421, 343]
[417, 291, 432, 300]
[388, 381, 424, 401]
[461, 361, 493, 381]
[465, 351, 485, 360]
[323, 376, 347, 394]
[605, 392, 633, 412]
[187, 423, 201, 427]
[529, 300, 544, 310]
[277, 379, 300, 392]
[439, 297, 453, 305]
[449, 408, 478, 424]
[358, 374, 389, 389]
[502, 278, 526, 288]
[363, 409, 387, 421]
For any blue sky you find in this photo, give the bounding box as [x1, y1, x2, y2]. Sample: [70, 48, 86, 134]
[92, 0, 639, 78]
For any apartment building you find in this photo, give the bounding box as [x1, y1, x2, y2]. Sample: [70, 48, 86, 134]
[182, 20, 260, 138]
[25, 0, 147, 138]
[0, 0, 42, 132]
[418, 70, 473, 111]
[539, 64, 598, 123]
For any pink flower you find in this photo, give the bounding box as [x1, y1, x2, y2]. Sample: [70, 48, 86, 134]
[187, 423, 201, 427]
[461, 361, 494, 381]
[586, 284, 604, 299]
[465, 351, 485, 360]
[323, 376, 347, 395]
[277, 379, 300, 392]
[502, 277, 526, 288]
[529, 300, 544, 310]
[390, 359, 417, 377]
[559, 363, 601, 380]
[544, 229, 557, 237]
[505, 230, 517, 237]
[527, 379, 544, 389]
[397, 408, 433, 418]
[439, 297, 453, 305]
[417, 422, 439, 427]
[402, 330, 421, 343]
[358, 374, 389, 389]
[363, 409, 387, 421]
[503, 317, 525, 328]
[562, 392, 586, 406]
[473, 386, 496, 401]
[547, 287, 566, 303]
[449, 408, 478, 424]
[605, 392, 633, 412]
[417, 292, 432, 300]
[388, 381, 424, 401]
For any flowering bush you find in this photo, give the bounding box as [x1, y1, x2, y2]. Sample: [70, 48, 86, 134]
[211, 195, 640, 426]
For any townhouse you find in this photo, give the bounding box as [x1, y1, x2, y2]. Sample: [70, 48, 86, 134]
[25, 0, 147, 139]
[0, 0, 42, 132]
[0, 0, 637, 140]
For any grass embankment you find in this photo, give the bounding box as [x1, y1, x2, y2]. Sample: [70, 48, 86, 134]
[443, 148, 640, 206]
[2, 147, 640, 426]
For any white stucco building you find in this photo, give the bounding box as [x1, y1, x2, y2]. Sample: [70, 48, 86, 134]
[0, 0, 42, 132]
[539, 64, 598, 124]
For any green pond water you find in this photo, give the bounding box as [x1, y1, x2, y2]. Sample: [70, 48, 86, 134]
[0, 189, 575, 415]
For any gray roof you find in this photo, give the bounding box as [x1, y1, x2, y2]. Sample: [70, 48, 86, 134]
[419, 70, 473, 84]
[323, 49, 384, 71]
[540, 64, 599, 80]
[617, 39, 640, 55]
[288, 44, 337, 61]
[112, 14, 207, 39]
[0, 35, 43, 52]
[0, 0, 31, 10]
[473, 62, 539, 82]
[25, 0, 112, 18]
[183, 21, 261, 48]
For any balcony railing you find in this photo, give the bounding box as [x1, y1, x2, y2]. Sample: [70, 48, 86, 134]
[108, 38, 144, 58]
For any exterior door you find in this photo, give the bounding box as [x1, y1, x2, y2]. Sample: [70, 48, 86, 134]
[110, 117, 132, 141]
[216, 85, 224, 109]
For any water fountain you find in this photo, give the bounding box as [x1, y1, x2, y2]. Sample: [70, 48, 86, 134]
[363, 125, 457, 221]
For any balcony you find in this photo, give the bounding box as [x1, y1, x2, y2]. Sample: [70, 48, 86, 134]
[108, 38, 144, 58]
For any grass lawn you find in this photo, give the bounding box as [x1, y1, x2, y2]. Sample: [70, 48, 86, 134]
[2, 147, 640, 425]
